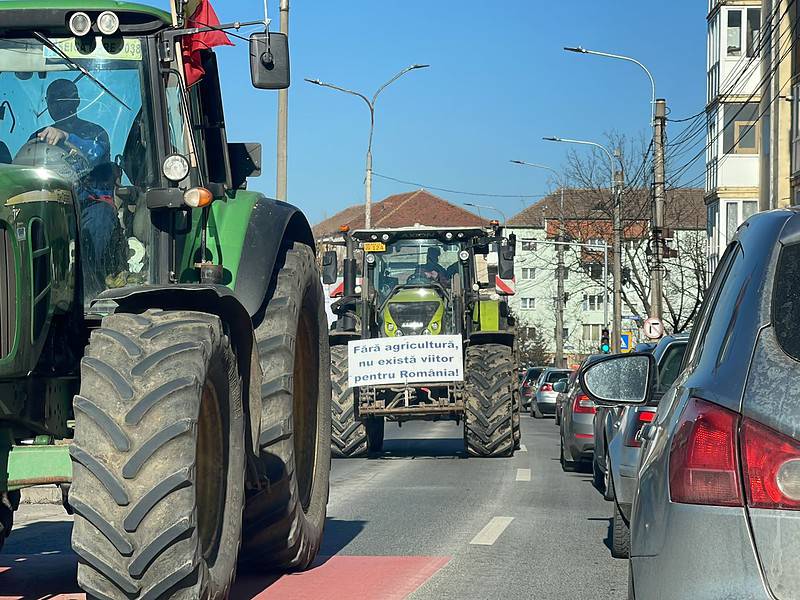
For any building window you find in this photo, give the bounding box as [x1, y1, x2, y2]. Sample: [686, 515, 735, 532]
[521, 297, 536, 309]
[746, 8, 761, 57]
[585, 263, 603, 279]
[582, 324, 601, 342]
[723, 102, 759, 154]
[743, 200, 758, 221]
[727, 9, 742, 56]
[554, 266, 569, 280]
[521, 267, 536, 280]
[582, 294, 604, 311]
[521, 241, 537, 252]
[725, 201, 738, 244]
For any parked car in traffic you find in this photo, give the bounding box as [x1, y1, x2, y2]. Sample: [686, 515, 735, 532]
[605, 333, 689, 557]
[531, 368, 571, 418]
[580, 208, 800, 599]
[519, 366, 546, 412]
[554, 369, 576, 426]
[558, 355, 604, 471]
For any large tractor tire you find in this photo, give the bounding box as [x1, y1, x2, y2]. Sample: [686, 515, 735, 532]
[240, 242, 331, 571]
[70, 310, 246, 600]
[0, 490, 19, 552]
[330, 345, 368, 458]
[464, 344, 515, 458]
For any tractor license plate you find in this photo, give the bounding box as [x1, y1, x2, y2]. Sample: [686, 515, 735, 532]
[364, 242, 386, 252]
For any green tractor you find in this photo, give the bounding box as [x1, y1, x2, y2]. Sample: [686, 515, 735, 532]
[0, 3, 330, 598]
[323, 224, 520, 458]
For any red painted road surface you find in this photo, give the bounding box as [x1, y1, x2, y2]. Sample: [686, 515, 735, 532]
[0, 554, 450, 600]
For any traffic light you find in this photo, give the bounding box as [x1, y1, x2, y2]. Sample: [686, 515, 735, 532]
[600, 328, 610, 354]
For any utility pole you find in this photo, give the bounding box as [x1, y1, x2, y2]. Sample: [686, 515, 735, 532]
[651, 98, 666, 321]
[275, 0, 289, 201]
[554, 186, 566, 368]
[612, 151, 623, 354]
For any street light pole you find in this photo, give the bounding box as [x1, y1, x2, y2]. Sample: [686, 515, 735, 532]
[564, 45, 664, 323]
[510, 160, 566, 368]
[463, 202, 507, 225]
[305, 64, 430, 229]
[275, 0, 289, 201]
[544, 136, 624, 353]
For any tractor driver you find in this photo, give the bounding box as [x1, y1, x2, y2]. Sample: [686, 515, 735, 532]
[420, 246, 450, 285]
[33, 79, 119, 297]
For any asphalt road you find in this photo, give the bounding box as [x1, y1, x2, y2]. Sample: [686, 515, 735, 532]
[0, 415, 627, 599]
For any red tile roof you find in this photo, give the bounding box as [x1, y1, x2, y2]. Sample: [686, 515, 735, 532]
[507, 187, 705, 231]
[313, 190, 485, 239]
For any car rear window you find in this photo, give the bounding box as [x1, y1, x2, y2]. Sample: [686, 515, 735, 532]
[773, 242, 800, 361]
[525, 368, 543, 384]
[546, 371, 569, 383]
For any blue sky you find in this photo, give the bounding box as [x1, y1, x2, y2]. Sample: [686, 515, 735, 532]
[156, 1, 707, 224]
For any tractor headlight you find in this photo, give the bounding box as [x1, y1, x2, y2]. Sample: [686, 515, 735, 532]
[430, 321, 440, 331]
[394, 329, 403, 336]
[69, 12, 92, 37]
[422, 329, 431, 335]
[162, 154, 190, 182]
[386, 322, 395, 332]
[459, 250, 470, 261]
[97, 11, 120, 35]
[354, 285, 362, 294]
[365, 254, 376, 265]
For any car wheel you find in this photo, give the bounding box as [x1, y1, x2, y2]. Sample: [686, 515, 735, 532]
[559, 431, 577, 472]
[611, 500, 631, 558]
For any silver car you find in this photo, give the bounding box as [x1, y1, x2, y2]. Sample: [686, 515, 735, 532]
[531, 368, 571, 418]
[605, 334, 689, 557]
[558, 356, 604, 471]
[581, 208, 800, 599]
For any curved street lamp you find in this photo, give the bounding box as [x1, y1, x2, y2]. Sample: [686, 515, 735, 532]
[305, 64, 430, 228]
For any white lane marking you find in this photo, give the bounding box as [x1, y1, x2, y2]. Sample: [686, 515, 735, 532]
[519, 444, 527, 452]
[516, 468, 531, 481]
[470, 516, 514, 545]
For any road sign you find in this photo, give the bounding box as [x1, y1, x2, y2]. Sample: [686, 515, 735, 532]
[620, 332, 633, 353]
[643, 317, 664, 340]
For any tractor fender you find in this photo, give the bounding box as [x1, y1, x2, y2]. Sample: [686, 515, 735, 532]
[97, 285, 263, 455]
[234, 197, 315, 317]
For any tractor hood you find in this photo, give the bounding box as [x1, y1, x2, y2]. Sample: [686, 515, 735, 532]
[381, 286, 446, 337]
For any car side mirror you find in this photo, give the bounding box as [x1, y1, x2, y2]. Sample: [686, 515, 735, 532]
[553, 380, 567, 393]
[322, 250, 338, 284]
[579, 353, 655, 406]
[250, 32, 290, 90]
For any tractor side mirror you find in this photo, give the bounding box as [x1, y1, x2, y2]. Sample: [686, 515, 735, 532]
[250, 32, 290, 90]
[322, 250, 338, 284]
[498, 241, 515, 280]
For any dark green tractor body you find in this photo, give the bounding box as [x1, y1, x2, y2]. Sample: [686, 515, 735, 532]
[326, 225, 520, 457]
[0, 3, 331, 598]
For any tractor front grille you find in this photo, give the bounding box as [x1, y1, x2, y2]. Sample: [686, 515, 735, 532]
[0, 222, 17, 358]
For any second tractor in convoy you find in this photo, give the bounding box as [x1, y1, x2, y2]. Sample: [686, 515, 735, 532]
[323, 224, 520, 458]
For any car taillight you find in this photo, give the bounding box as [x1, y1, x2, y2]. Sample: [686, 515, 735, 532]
[573, 392, 596, 415]
[669, 398, 743, 507]
[624, 410, 657, 448]
[541, 383, 553, 392]
[741, 418, 800, 510]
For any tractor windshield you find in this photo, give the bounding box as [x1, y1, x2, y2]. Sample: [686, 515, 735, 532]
[371, 239, 463, 303]
[0, 36, 160, 301]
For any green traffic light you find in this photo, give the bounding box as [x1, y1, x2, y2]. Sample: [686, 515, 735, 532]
[600, 343, 610, 353]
